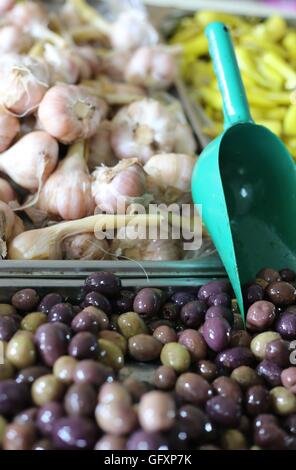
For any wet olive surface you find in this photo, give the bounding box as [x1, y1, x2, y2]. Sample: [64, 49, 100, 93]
[1, 269, 296, 450]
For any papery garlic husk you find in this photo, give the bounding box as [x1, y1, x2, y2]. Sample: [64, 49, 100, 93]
[0, 200, 24, 258]
[19, 115, 36, 137]
[172, 102, 197, 156]
[6, 1, 48, 28]
[0, 53, 50, 116]
[61, 233, 110, 260]
[111, 226, 182, 261]
[125, 46, 177, 90]
[100, 51, 132, 82]
[81, 76, 146, 106]
[110, 10, 159, 52]
[8, 213, 165, 260]
[144, 153, 196, 204]
[0, 107, 20, 152]
[111, 98, 177, 164]
[88, 120, 118, 171]
[38, 84, 108, 144]
[0, 0, 15, 15]
[43, 44, 80, 85]
[0, 131, 58, 192]
[0, 177, 17, 204]
[91, 158, 152, 214]
[37, 140, 94, 221]
[76, 46, 102, 77]
[0, 25, 33, 54]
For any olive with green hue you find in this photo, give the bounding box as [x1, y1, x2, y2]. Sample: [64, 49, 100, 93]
[160, 342, 191, 373]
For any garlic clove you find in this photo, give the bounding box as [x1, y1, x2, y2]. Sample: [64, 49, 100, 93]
[88, 120, 118, 171]
[0, 177, 17, 204]
[0, 107, 20, 152]
[0, 25, 33, 54]
[61, 233, 110, 260]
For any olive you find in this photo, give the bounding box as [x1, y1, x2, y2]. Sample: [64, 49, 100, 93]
[250, 331, 281, 360]
[281, 367, 296, 393]
[0, 415, 7, 446]
[98, 338, 124, 370]
[32, 374, 64, 406]
[171, 291, 195, 308]
[196, 360, 218, 382]
[265, 339, 290, 367]
[38, 293, 63, 314]
[52, 417, 97, 450]
[275, 312, 296, 340]
[36, 402, 64, 436]
[266, 281, 296, 306]
[48, 303, 75, 325]
[254, 423, 288, 450]
[256, 360, 282, 387]
[35, 322, 70, 367]
[245, 385, 271, 415]
[176, 373, 212, 405]
[256, 268, 281, 283]
[0, 304, 16, 316]
[32, 439, 54, 450]
[221, 429, 247, 450]
[160, 342, 191, 373]
[53, 356, 77, 384]
[98, 330, 127, 354]
[0, 360, 15, 381]
[0, 380, 30, 416]
[95, 435, 127, 450]
[0, 316, 18, 341]
[133, 288, 161, 318]
[68, 332, 99, 360]
[71, 309, 101, 334]
[205, 305, 233, 325]
[138, 391, 176, 433]
[64, 383, 96, 417]
[112, 290, 135, 314]
[203, 317, 231, 352]
[213, 376, 243, 403]
[127, 430, 168, 451]
[216, 347, 254, 371]
[14, 407, 38, 425]
[95, 402, 137, 436]
[270, 386, 296, 415]
[154, 365, 176, 390]
[180, 301, 206, 328]
[128, 334, 162, 362]
[16, 365, 50, 385]
[162, 303, 180, 321]
[98, 381, 131, 405]
[246, 300, 276, 331]
[153, 325, 177, 344]
[230, 330, 252, 348]
[20, 312, 47, 333]
[178, 329, 207, 361]
[84, 272, 121, 298]
[6, 331, 36, 369]
[73, 360, 114, 387]
[3, 422, 36, 450]
[198, 281, 231, 302]
[83, 291, 111, 315]
[206, 396, 241, 427]
[123, 377, 148, 402]
[208, 292, 231, 308]
[118, 311, 148, 338]
[230, 366, 261, 390]
[11, 289, 39, 312]
[280, 268, 296, 282]
[244, 284, 264, 306]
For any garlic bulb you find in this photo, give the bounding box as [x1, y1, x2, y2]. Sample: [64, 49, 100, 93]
[38, 140, 94, 221]
[76, 46, 102, 77]
[0, 200, 24, 258]
[0, 0, 14, 15]
[0, 177, 17, 204]
[111, 227, 182, 261]
[91, 158, 152, 214]
[6, 1, 48, 27]
[61, 233, 109, 260]
[0, 131, 59, 191]
[38, 84, 108, 144]
[101, 51, 132, 82]
[145, 152, 195, 188]
[0, 54, 50, 116]
[43, 44, 80, 85]
[88, 120, 118, 171]
[111, 98, 177, 164]
[82, 76, 146, 106]
[125, 46, 177, 90]
[110, 10, 159, 52]
[0, 107, 20, 152]
[0, 25, 33, 54]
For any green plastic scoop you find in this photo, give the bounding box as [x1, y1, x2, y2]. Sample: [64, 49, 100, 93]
[192, 22, 296, 320]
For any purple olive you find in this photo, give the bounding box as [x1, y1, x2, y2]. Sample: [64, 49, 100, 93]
[111, 290, 135, 314]
[202, 317, 231, 352]
[36, 402, 64, 436]
[245, 385, 271, 416]
[171, 291, 195, 308]
[84, 272, 121, 298]
[52, 417, 97, 450]
[265, 339, 290, 367]
[256, 360, 282, 387]
[216, 347, 254, 370]
[208, 292, 231, 308]
[127, 431, 168, 450]
[206, 396, 241, 427]
[280, 269, 296, 282]
[71, 310, 100, 334]
[11, 289, 39, 312]
[205, 306, 233, 325]
[198, 281, 231, 303]
[35, 322, 70, 367]
[16, 366, 50, 385]
[38, 293, 63, 314]
[0, 380, 30, 416]
[0, 315, 18, 341]
[68, 332, 99, 360]
[162, 303, 180, 322]
[243, 284, 264, 306]
[275, 312, 296, 340]
[83, 291, 111, 315]
[180, 301, 207, 328]
[48, 303, 75, 325]
[133, 288, 161, 318]
[73, 360, 114, 387]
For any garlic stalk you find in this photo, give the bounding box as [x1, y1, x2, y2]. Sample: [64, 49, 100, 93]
[88, 120, 118, 171]
[111, 98, 178, 164]
[0, 54, 50, 116]
[81, 76, 146, 106]
[0, 131, 59, 191]
[38, 84, 108, 144]
[0, 107, 20, 152]
[62, 233, 110, 260]
[69, 0, 159, 52]
[91, 158, 152, 214]
[37, 140, 94, 221]
[0, 178, 17, 204]
[0, 201, 24, 258]
[125, 46, 177, 90]
[8, 213, 165, 260]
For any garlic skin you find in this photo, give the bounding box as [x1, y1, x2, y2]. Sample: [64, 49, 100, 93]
[43, 44, 80, 85]
[88, 120, 118, 171]
[0, 107, 20, 152]
[110, 10, 159, 52]
[0, 131, 59, 191]
[91, 158, 151, 214]
[38, 84, 108, 144]
[125, 46, 177, 90]
[144, 153, 196, 195]
[0, 0, 15, 15]
[112, 229, 182, 261]
[0, 200, 24, 258]
[6, 1, 48, 29]
[101, 51, 132, 82]
[0, 25, 33, 54]
[38, 141, 94, 221]
[76, 46, 102, 77]
[61, 234, 109, 260]
[0, 177, 17, 204]
[0, 54, 50, 116]
[111, 98, 177, 164]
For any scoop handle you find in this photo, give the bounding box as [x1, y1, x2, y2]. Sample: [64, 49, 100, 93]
[206, 22, 253, 128]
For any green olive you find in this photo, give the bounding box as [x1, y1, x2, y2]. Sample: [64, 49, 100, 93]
[98, 330, 127, 354]
[0, 359, 14, 381]
[98, 339, 124, 371]
[21, 312, 47, 333]
[250, 332, 280, 360]
[221, 429, 247, 450]
[53, 356, 77, 384]
[0, 304, 16, 316]
[6, 332, 36, 369]
[160, 342, 191, 373]
[32, 374, 64, 406]
[231, 366, 262, 390]
[0, 415, 7, 446]
[270, 386, 296, 415]
[118, 312, 148, 338]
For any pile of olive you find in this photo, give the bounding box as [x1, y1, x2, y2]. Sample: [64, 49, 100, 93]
[0, 268, 296, 450]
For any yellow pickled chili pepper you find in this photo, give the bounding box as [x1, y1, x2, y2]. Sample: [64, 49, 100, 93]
[262, 52, 296, 90]
[181, 36, 208, 58]
[235, 47, 269, 88]
[283, 105, 296, 135]
[283, 32, 296, 60]
[199, 86, 223, 111]
[256, 61, 284, 90]
[195, 11, 246, 30]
